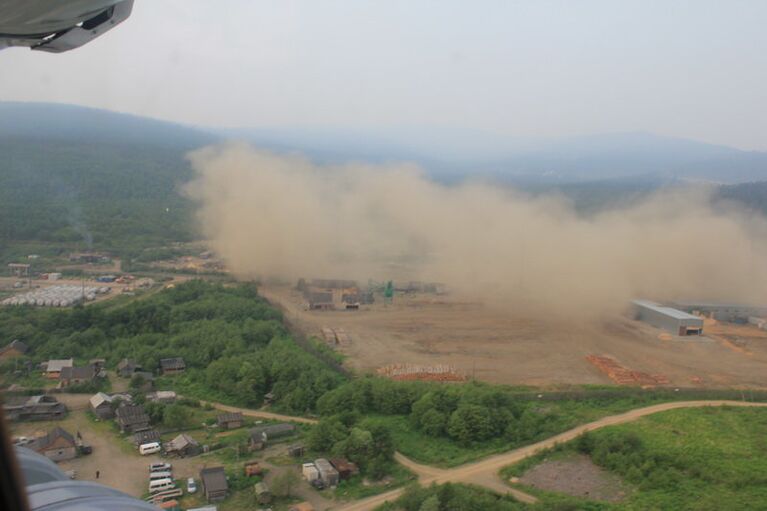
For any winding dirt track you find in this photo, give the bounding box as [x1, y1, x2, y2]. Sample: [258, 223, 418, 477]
[336, 400, 767, 511]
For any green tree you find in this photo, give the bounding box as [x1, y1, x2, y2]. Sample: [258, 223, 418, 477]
[271, 469, 300, 498]
[163, 404, 191, 429]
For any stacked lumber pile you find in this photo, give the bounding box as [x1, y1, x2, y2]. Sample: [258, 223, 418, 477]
[377, 363, 466, 382]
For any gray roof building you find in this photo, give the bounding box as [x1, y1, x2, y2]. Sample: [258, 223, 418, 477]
[632, 299, 704, 336]
[200, 466, 228, 502]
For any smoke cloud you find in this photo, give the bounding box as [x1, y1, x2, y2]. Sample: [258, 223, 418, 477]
[184, 143, 767, 319]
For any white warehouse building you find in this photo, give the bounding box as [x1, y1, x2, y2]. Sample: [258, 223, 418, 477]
[632, 299, 704, 336]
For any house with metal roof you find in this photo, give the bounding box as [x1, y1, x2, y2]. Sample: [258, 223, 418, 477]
[59, 364, 98, 387]
[632, 299, 704, 336]
[116, 358, 141, 378]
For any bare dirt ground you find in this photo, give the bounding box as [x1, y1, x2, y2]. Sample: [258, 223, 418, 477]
[261, 284, 767, 388]
[519, 453, 631, 501]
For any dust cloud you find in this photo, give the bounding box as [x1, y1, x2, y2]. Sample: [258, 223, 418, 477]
[184, 143, 767, 319]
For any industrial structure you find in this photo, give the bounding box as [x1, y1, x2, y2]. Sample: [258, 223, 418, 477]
[669, 301, 767, 323]
[632, 299, 703, 336]
[1, 285, 110, 307]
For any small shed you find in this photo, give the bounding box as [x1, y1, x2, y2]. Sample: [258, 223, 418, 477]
[244, 460, 263, 477]
[330, 458, 359, 480]
[166, 433, 201, 457]
[200, 466, 228, 502]
[288, 444, 305, 457]
[89, 392, 114, 419]
[314, 458, 339, 487]
[254, 481, 271, 505]
[301, 463, 319, 482]
[28, 427, 77, 462]
[159, 357, 186, 375]
[217, 412, 244, 430]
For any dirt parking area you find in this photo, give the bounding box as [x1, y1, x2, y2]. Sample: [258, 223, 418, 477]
[261, 285, 767, 388]
[518, 453, 631, 501]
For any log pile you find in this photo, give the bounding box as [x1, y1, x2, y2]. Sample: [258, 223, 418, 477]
[377, 363, 466, 382]
[586, 355, 669, 387]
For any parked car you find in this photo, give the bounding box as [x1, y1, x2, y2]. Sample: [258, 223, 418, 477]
[149, 462, 172, 472]
[78, 444, 93, 455]
[186, 477, 197, 494]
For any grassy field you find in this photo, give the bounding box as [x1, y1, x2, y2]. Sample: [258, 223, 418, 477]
[361, 395, 709, 467]
[502, 406, 767, 510]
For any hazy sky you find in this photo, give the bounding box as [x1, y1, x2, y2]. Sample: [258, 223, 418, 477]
[1, 0, 766, 149]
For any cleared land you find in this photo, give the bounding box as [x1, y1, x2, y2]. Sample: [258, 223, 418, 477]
[518, 453, 631, 502]
[261, 285, 767, 388]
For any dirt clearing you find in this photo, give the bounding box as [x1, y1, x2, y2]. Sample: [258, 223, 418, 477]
[261, 284, 767, 388]
[518, 453, 631, 501]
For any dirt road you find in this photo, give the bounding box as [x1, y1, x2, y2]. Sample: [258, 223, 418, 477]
[200, 400, 318, 425]
[335, 400, 767, 511]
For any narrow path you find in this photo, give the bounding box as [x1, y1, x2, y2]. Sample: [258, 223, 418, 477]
[199, 400, 318, 425]
[335, 400, 767, 511]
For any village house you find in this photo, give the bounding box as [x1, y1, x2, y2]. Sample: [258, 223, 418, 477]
[314, 458, 339, 487]
[116, 358, 141, 378]
[200, 466, 228, 502]
[43, 359, 73, 379]
[216, 412, 244, 430]
[89, 392, 114, 419]
[249, 423, 296, 450]
[159, 357, 186, 375]
[3, 395, 66, 422]
[165, 433, 201, 457]
[27, 427, 77, 462]
[0, 339, 29, 360]
[59, 364, 98, 387]
[115, 404, 150, 433]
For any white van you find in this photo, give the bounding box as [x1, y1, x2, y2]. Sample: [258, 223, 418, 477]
[149, 470, 172, 481]
[148, 478, 175, 493]
[139, 442, 161, 455]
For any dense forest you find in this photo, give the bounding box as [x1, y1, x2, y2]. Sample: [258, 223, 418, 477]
[0, 280, 343, 413]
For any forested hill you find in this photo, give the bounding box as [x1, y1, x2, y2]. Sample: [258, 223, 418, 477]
[0, 102, 217, 253]
[1, 103, 766, 257]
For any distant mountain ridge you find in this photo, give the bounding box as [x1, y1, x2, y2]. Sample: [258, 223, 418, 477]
[0, 102, 765, 256]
